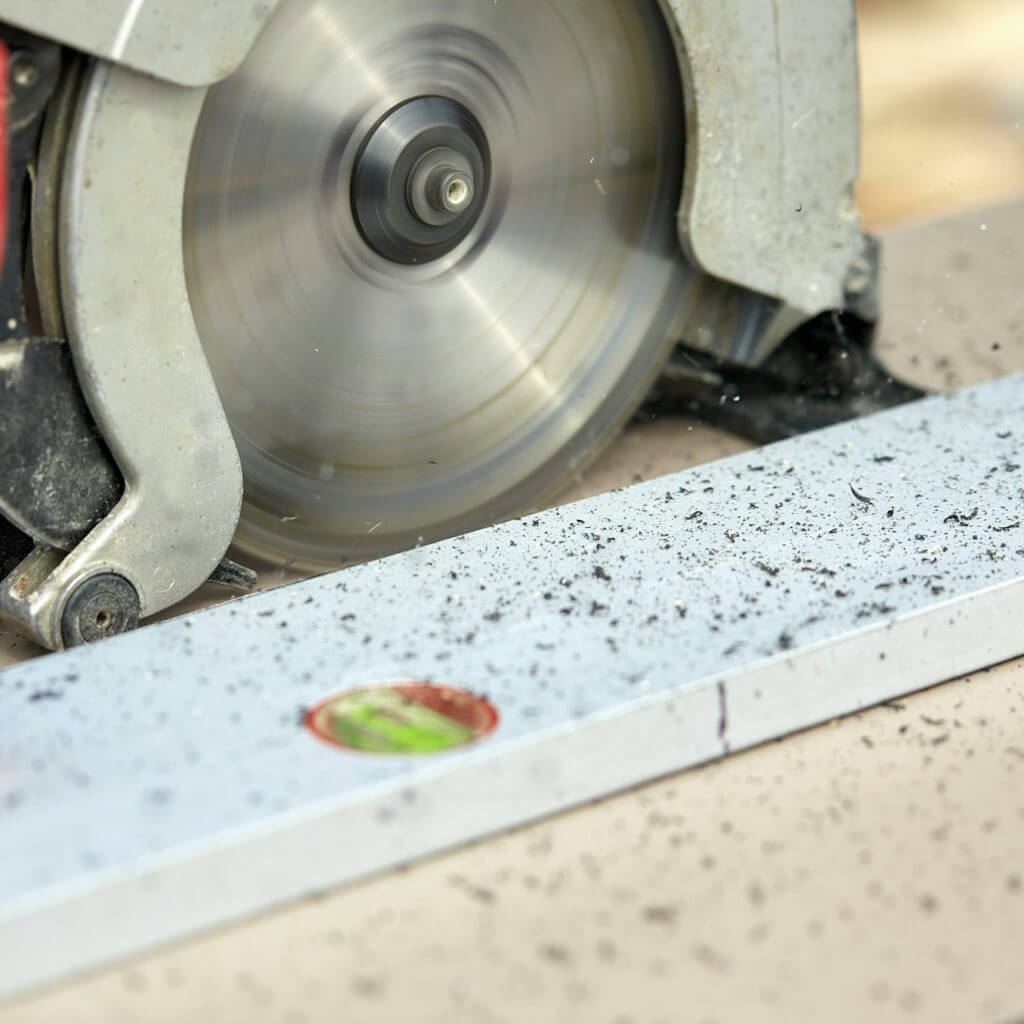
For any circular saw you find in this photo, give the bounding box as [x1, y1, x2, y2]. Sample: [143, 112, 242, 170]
[0, 0, 884, 650]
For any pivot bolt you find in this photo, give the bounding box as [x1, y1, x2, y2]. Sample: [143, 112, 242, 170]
[61, 573, 140, 648]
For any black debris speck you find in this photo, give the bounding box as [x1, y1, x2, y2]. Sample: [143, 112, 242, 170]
[849, 484, 875, 507]
[944, 508, 979, 526]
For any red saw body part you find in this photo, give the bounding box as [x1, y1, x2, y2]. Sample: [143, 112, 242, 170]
[0, 40, 8, 272]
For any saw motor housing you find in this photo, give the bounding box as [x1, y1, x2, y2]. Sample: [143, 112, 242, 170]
[0, 0, 878, 651]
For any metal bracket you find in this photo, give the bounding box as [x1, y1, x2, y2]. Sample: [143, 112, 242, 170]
[660, 0, 872, 362]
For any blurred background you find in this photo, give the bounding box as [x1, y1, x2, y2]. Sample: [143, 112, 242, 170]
[858, 0, 1024, 227]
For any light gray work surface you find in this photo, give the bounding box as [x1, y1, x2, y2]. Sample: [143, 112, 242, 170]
[2, 364, 1024, 995]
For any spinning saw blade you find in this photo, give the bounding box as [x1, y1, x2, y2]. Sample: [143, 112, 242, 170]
[46, 0, 691, 569]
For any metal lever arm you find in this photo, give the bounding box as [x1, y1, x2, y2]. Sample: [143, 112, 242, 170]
[1, 67, 243, 650]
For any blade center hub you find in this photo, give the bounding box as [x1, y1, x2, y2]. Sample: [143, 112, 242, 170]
[351, 96, 489, 265]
